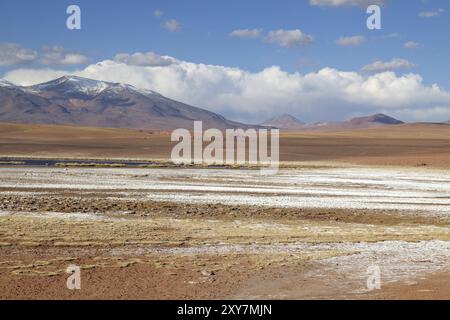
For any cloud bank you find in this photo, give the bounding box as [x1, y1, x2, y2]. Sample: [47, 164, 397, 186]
[361, 58, 415, 73]
[113, 52, 174, 67]
[0, 43, 88, 67]
[0, 43, 38, 66]
[40, 46, 89, 65]
[4, 52, 450, 123]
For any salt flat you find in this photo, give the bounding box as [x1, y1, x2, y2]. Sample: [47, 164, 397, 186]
[1, 166, 450, 215]
[1, 165, 449, 299]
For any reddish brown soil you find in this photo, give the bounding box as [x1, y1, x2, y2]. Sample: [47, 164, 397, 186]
[2, 122, 450, 168]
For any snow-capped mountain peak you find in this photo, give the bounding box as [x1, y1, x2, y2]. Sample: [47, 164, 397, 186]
[109, 82, 161, 96]
[30, 76, 110, 96]
[0, 75, 249, 130]
[27, 75, 161, 98]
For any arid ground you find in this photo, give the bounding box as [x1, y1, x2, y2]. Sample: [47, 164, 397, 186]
[2, 122, 450, 168]
[0, 123, 449, 299]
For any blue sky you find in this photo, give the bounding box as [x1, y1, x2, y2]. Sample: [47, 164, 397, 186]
[1, 0, 450, 122]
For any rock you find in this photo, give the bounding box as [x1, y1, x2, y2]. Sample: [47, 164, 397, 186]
[201, 270, 215, 277]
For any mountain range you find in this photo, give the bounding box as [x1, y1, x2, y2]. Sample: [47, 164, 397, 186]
[0, 76, 248, 130]
[261, 113, 405, 131]
[0, 76, 448, 131]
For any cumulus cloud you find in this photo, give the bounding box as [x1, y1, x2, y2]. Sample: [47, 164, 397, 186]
[229, 29, 263, 39]
[114, 52, 174, 67]
[390, 107, 450, 123]
[404, 41, 422, 49]
[266, 29, 314, 47]
[40, 46, 89, 65]
[230, 28, 313, 48]
[163, 19, 182, 32]
[0, 43, 38, 66]
[336, 35, 366, 47]
[310, 0, 385, 7]
[419, 8, 445, 18]
[0, 43, 88, 67]
[4, 54, 450, 123]
[2, 68, 68, 86]
[361, 58, 415, 73]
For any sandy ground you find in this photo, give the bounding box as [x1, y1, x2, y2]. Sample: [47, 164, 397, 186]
[2, 122, 450, 168]
[0, 166, 449, 300]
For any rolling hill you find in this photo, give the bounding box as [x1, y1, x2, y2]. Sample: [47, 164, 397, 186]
[261, 114, 305, 130]
[261, 113, 404, 131]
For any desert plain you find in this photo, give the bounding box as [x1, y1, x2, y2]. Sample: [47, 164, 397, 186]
[0, 122, 449, 299]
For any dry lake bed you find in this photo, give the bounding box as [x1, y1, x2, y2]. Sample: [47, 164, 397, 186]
[0, 165, 449, 299]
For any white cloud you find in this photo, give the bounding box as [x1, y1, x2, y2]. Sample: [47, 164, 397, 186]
[114, 52, 174, 67]
[40, 46, 88, 65]
[310, 0, 385, 7]
[229, 29, 262, 39]
[382, 33, 401, 39]
[0, 43, 38, 66]
[163, 19, 182, 32]
[361, 58, 415, 73]
[336, 35, 366, 47]
[391, 107, 450, 123]
[404, 41, 422, 49]
[419, 8, 445, 18]
[154, 10, 164, 17]
[4, 55, 450, 123]
[3, 68, 68, 86]
[266, 29, 314, 47]
[0, 43, 88, 67]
